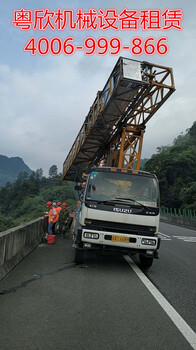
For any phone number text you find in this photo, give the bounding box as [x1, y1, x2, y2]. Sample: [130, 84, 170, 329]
[24, 36, 168, 56]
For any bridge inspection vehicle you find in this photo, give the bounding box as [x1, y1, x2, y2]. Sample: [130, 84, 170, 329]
[63, 57, 175, 269]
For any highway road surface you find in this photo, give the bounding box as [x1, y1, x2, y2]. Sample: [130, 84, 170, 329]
[0, 221, 196, 350]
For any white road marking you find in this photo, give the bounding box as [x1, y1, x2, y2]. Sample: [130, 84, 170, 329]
[158, 232, 171, 238]
[173, 236, 196, 243]
[124, 255, 196, 350]
[158, 232, 196, 243]
[183, 239, 196, 242]
[159, 237, 171, 241]
[158, 232, 172, 240]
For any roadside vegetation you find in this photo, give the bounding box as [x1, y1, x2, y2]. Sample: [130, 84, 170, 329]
[0, 166, 77, 232]
[143, 121, 196, 211]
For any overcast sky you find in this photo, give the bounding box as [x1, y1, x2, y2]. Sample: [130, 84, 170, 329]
[0, 0, 195, 176]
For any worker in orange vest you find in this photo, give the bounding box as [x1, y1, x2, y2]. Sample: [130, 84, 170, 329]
[58, 202, 69, 237]
[46, 201, 58, 235]
[56, 202, 62, 215]
[54, 202, 62, 234]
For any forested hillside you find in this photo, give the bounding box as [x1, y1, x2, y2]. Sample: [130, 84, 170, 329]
[0, 167, 77, 232]
[0, 155, 32, 187]
[143, 121, 196, 210]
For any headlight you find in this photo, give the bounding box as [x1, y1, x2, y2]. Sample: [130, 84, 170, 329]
[141, 238, 156, 246]
[84, 232, 99, 239]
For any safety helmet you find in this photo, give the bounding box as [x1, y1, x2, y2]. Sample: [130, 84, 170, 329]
[46, 201, 52, 207]
[62, 202, 67, 207]
[57, 202, 61, 206]
[52, 202, 57, 207]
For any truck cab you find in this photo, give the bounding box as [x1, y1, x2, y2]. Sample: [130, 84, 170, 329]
[72, 167, 161, 269]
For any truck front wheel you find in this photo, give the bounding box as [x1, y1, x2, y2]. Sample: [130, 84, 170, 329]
[139, 254, 153, 270]
[74, 248, 84, 264]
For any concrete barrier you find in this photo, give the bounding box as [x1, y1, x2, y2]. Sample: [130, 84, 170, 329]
[160, 215, 196, 230]
[0, 217, 48, 281]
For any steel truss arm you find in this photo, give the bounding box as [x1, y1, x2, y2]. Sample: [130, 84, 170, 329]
[63, 58, 175, 181]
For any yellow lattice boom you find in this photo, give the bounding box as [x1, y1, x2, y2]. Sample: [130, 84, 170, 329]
[63, 57, 175, 181]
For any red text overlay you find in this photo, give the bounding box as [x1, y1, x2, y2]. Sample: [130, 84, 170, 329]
[24, 37, 169, 56]
[12, 8, 183, 56]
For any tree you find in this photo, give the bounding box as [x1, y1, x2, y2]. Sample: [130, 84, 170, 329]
[189, 121, 196, 145]
[0, 165, 77, 223]
[49, 165, 58, 178]
[35, 168, 43, 179]
[144, 121, 196, 209]
[0, 213, 16, 232]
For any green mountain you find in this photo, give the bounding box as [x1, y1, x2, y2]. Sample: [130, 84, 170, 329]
[0, 155, 32, 187]
[143, 121, 196, 210]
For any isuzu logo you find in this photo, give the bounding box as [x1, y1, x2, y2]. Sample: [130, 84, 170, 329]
[113, 207, 132, 214]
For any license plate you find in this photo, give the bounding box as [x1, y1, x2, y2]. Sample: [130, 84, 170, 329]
[111, 235, 129, 243]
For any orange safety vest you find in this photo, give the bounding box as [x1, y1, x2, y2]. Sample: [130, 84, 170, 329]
[56, 206, 62, 215]
[48, 207, 58, 223]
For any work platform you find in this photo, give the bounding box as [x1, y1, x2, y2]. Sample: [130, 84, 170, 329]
[63, 57, 175, 181]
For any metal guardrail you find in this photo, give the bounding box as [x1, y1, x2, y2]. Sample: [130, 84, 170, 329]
[160, 207, 196, 220]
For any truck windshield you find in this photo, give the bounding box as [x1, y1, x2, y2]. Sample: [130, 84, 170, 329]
[85, 171, 159, 208]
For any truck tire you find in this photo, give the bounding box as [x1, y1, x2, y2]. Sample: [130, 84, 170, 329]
[74, 248, 84, 264]
[139, 254, 153, 270]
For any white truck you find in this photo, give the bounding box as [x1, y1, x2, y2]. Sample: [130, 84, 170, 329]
[64, 58, 174, 268]
[72, 166, 161, 269]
